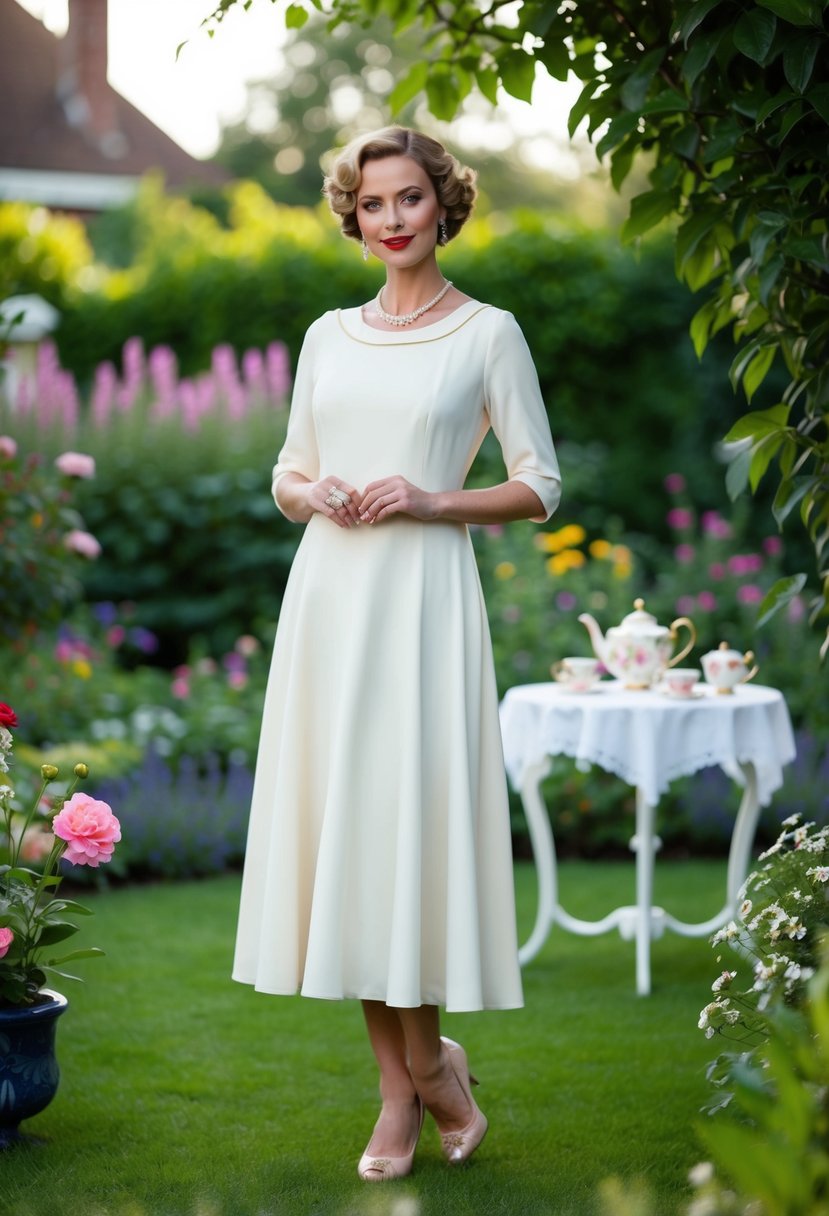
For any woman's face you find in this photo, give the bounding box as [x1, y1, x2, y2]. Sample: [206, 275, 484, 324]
[356, 155, 444, 268]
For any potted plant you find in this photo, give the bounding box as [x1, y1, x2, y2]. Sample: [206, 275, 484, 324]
[0, 701, 120, 1147]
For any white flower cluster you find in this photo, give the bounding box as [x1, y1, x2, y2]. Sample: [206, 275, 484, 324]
[699, 813, 827, 1042]
[0, 726, 11, 775]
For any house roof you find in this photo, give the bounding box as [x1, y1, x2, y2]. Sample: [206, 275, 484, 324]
[0, 0, 227, 205]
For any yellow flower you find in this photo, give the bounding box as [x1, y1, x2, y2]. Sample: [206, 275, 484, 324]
[546, 549, 587, 576]
[73, 763, 89, 778]
[71, 659, 93, 680]
[612, 544, 632, 563]
[534, 523, 586, 554]
[613, 562, 633, 580]
[31, 512, 44, 529]
[41, 764, 59, 781]
[494, 561, 517, 581]
[589, 539, 614, 560]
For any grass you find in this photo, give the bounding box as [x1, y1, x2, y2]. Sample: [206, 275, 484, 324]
[2, 860, 729, 1216]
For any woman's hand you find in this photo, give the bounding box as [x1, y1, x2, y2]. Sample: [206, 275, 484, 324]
[359, 476, 439, 524]
[306, 476, 364, 528]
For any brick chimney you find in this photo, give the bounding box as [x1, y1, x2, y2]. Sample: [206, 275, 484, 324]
[57, 0, 126, 158]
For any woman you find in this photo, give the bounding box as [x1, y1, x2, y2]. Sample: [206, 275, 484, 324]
[233, 127, 560, 1180]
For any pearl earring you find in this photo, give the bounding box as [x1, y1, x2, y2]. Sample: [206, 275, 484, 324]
[361, 237, 369, 261]
[438, 218, 448, 246]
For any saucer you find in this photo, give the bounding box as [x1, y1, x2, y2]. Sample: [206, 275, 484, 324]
[558, 683, 603, 695]
[659, 686, 704, 700]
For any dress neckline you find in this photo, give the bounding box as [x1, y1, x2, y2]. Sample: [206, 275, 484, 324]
[337, 299, 490, 346]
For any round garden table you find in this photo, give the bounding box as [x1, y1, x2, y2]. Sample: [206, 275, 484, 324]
[499, 681, 796, 995]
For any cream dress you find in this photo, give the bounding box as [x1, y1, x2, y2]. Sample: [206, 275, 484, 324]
[233, 300, 560, 1012]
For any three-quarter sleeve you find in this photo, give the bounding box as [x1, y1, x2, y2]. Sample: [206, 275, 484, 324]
[271, 319, 322, 513]
[483, 310, 561, 521]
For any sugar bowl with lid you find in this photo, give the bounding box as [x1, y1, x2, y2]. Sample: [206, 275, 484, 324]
[701, 641, 759, 693]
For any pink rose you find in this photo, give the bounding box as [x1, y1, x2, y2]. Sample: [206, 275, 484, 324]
[64, 530, 102, 559]
[55, 451, 96, 478]
[0, 702, 18, 729]
[52, 793, 121, 867]
[0, 435, 18, 460]
[0, 927, 14, 958]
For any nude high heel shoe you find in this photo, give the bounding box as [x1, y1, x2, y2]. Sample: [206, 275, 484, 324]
[438, 1037, 488, 1165]
[357, 1096, 425, 1182]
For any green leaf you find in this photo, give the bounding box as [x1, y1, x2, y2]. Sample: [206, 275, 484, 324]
[620, 189, 678, 242]
[596, 112, 640, 159]
[537, 36, 571, 82]
[749, 214, 787, 263]
[389, 62, 428, 113]
[773, 477, 812, 525]
[672, 0, 723, 45]
[733, 8, 778, 63]
[725, 442, 753, 500]
[755, 0, 823, 26]
[758, 574, 809, 625]
[756, 87, 798, 124]
[758, 253, 785, 305]
[284, 2, 308, 28]
[610, 140, 637, 191]
[497, 48, 537, 103]
[690, 298, 718, 358]
[806, 82, 829, 124]
[619, 47, 665, 111]
[36, 920, 79, 947]
[640, 89, 689, 115]
[670, 123, 701, 161]
[568, 78, 603, 137]
[784, 235, 829, 271]
[749, 430, 785, 490]
[723, 403, 791, 441]
[46, 947, 105, 966]
[425, 67, 461, 121]
[474, 66, 499, 106]
[783, 33, 821, 92]
[682, 28, 723, 86]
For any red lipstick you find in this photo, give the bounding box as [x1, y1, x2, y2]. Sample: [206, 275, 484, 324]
[381, 236, 414, 250]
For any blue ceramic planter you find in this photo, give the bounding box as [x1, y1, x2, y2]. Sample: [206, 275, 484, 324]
[0, 989, 68, 1148]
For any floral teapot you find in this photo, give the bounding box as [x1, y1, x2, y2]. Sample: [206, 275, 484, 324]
[578, 598, 697, 690]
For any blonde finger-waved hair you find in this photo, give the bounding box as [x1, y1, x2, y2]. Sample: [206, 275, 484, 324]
[323, 126, 477, 244]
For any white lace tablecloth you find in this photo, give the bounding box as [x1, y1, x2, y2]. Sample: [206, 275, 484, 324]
[499, 681, 796, 808]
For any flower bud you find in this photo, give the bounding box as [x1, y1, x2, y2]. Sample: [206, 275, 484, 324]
[41, 764, 60, 781]
[73, 763, 89, 779]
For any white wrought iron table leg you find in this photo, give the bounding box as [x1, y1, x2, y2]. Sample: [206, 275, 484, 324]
[726, 761, 760, 906]
[632, 786, 657, 996]
[517, 757, 556, 965]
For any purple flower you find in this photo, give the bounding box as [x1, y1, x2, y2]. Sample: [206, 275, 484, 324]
[697, 590, 717, 612]
[675, 544, 695, 564]
[664, 473, 686, 494]
[728, 553, 763, 576]
[708, 562, 726, 581]
[556, 591, 578, 611]
[675, 595, 696, 615]
[763, 535, 783, 556]
[128, 627, 159, 654]
[667, 507, 693, 530]
[266, 342, 291, 402]
[701, 511, 732, 539]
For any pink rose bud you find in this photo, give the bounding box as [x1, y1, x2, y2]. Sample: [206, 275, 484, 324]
[52, 792, 121, 867]
[0, 927, 13, 958]
[64, 530, 102, 559]
[55, 451, 96, 478]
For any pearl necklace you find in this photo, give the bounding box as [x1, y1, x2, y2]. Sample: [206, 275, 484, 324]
[376, 280, 453, 327]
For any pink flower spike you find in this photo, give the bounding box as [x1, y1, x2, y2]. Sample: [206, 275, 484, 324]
[708, 562, 726, 581]
[667, 507, 693, 531]
[0, 927, 13, 958]
[664, 473, 686, 494]
[737, 584, 764, 604]
[52, 793, 121, 867]
[55, 451, 96, 479]
[64, 530, 102, 559]
[0, 435, 18, 459]
[675, 543, 695, 564]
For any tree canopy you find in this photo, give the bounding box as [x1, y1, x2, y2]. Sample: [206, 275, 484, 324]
[203, 0, 829, 648]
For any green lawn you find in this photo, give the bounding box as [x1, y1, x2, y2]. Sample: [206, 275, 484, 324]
[3, 860, 728, 1216]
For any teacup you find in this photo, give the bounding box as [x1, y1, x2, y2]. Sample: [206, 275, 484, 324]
[551, 657, 601, 693]
[663, 668, 700, 698]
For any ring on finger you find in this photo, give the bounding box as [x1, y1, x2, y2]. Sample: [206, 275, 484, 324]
[331, 487, 351, 506]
